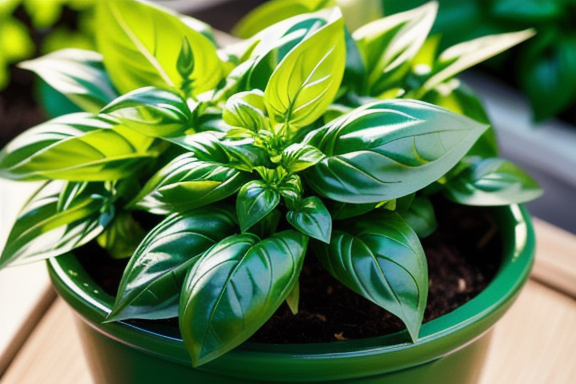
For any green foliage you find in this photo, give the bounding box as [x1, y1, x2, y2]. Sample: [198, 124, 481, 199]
[0, 0, 542, 367]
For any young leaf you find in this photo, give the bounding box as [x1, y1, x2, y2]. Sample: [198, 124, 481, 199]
[281, 143, 325, 173]
[420, 29, 536, 95]
[236, 180, 281, 232]
[97, 211, 147, 259]
[353, 2, 437, 96]
[303, 99, 489, 203]
[132, 152, 251, 215]
[312, 210, 428, 342]
[286, 196, 332, 243]
[264, 8, 346, 132]
[18, 48, 118, 113]
[0, 113, 161, 181]
[100, 86, 192, 138]
[179, 230, 308, 366]
[444, 157, 543, 206]
[398, 196, 437, 238]
[96, 0, 224, 96]
[0, 181, 114, 269]
[107, 206, 237, 322]
[222, 90, 268, 131]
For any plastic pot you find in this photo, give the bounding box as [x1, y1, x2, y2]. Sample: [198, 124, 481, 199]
[47, 204, 535, 384]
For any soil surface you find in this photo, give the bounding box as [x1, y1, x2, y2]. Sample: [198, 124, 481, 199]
[77, 199, 501, 344]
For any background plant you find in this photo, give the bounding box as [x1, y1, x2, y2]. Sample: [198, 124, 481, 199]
[0, 0, 542, 367]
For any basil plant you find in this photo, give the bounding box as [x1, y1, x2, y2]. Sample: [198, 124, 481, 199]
[0, 0, 542, 367]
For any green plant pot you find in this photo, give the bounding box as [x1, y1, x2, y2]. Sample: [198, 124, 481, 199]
[47, 204, 535, 384]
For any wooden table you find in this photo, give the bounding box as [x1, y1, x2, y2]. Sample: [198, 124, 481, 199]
[1, 181, 575, 383]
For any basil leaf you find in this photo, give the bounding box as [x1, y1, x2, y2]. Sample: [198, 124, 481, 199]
[18, 48, 118, 113]
[0, 181, 114, 269]
[312, 210, 427, 342]
[179, 230, 308, 366]
[0, 113, 161, 181]
[444, 157, 543, 206]
[398, 196, 437, 238]
[329, 201, 378, 220]
[96, 0, 224, 96]
[286, 196, 331, 243]
[353, 2, 437, 96]
[281, 143, 325, 173]
[107, 206, 237, 321]
[133, 152, 250, 215]
[304, 99, 489, 203]
[100, 87, 192, 138]
[222, 90, 267, 131]
[236, 180, 281, 232]
[264, 9, 346, 131]
[96, 212, 147, 260]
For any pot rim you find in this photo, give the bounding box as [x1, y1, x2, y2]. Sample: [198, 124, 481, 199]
[48, 204, 535, 381]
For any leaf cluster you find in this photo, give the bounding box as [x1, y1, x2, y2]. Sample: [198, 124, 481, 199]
[0, 0, 542, 367]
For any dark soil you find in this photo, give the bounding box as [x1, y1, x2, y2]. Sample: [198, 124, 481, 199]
[76, 199, 501, 344]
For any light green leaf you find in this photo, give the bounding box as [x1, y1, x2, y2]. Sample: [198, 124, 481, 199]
[312, 210, 427, 342]
[0, 113, 161, 181]
[304, 99, 489, 203]
[0, 181, 114, 269]
[264, 8, 346, 132]
[222, 89, 268, 131]
[107, 206, 237, 321]
[97, 212, 146, 259]
[286, 196, 331, 242]
[96, 0, 224, 96]
[281, 143, 325, 173]
[179, 230, 308, 366]
[236, 180, 281, 232]
[18, 48, 118, 113]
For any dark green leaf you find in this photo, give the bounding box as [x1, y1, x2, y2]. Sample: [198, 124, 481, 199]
[236, 180, 281, 232]
[304, 99, 489, 203]
[96, 0, 224, 96]
[179, 230, 308, 366]
[246, 209, 281, 239]
[490, 0, 563, 22]
[286, 196, 331, 242]
[100, 87, 192, 138]
[107, 206, 237, 321]
[312, 210, 427, 342]
[398, 196, 437, 238]
[444, 157, 543, 205]
[265, 9, 346, 132]
[18, 48, 118, 113]
[132, 152, 251, 215]
[0, 181, 114, 269]
[0, 113, 161, 181]
[329, 201, 378, 220]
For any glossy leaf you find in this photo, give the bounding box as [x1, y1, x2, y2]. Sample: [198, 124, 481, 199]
[100, 86, 192, 138]
[18, 48, 118, 113]
[97, 212, 147, 259]
[96, 0, 224, 96]
[444, 157, 543, 206]
[0, 181, 114, 269]
[107, 206, 237, 321]
[281, 143, 325, 173]
[304, 99, 489, 203]
[313, 210, 427, 341]
[420, 29, 535, 95]
[353, 2, 437, 96]
[222, 90, 268, 131]
[329, 201, 378, 220]
[0, 113, 160, 181]
[264, 9, 346, 132]
[179, 230, 308, 366]
[398, 196, 437, 238]
[286, 196, 331, 242]
[236, 180, 281, 232]
[132, 152, 251, 215]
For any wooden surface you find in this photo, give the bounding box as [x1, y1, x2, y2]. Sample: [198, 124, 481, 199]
[0, 219, 575, 384]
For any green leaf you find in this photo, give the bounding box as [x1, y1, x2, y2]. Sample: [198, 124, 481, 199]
[100, 86, 192, 138]
[419, 29, 536, 95]
[0, 113, 161, 181]
[236, 180, 281, 232]
[132, 152, 251, 215]
[398, 196, 437, 238]
[0, 181, 114, 269]
[222, 90, 268, 131]
[490, 0, 563, 22]
[18, 48, 118, 113]
[96, 0, 224, 96]
[285, 280, 300, 315]
[329, 201, 378, 220]
[179, 230, 308, 366]
[107, 206, 237, 322]
[353, 2, 437, 96]
[444, 157, 543, 206]
[97, 212, 147, 259]
[286, 196, 331, 242]
[312, 210, 427, 342]
[281, 143, 325, 173]
[264, 9, 346, 132]
[303, 99, 489, 203]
